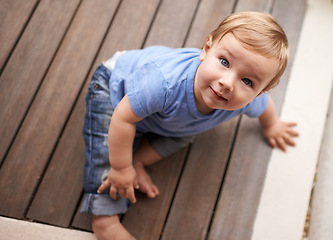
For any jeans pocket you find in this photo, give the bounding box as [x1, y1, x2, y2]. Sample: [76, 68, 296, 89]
[88, 65, 111, 100]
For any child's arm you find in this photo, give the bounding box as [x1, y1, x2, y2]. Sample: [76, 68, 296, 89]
[97, 94, 142, 203]
[259, 95, 299, 152]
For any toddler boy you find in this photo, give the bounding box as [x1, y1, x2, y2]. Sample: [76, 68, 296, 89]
[81, 11, 298, 240]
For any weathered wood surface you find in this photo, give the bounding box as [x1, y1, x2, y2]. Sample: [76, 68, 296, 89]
[0, 0, 306, 239]
[0, 0, 38, 71]
[0, 0, 81, 165]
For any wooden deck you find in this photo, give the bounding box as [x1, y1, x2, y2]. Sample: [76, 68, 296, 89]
[0, 0, 306, 239]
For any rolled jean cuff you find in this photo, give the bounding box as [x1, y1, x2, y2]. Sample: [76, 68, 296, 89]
[80, 193, 131, 216]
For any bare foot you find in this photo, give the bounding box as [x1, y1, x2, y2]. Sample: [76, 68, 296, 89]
[92, 215, 135, 240]
[133, 160, 160, 198]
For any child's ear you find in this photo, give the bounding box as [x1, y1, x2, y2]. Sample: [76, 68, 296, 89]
[199, 35, 213, 61]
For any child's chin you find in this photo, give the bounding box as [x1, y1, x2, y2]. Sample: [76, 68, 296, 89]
[217, 105, 242, 111]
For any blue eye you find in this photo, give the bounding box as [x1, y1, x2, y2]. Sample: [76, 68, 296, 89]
[220, 58, 229, 67]
[242, 78, 253, 86]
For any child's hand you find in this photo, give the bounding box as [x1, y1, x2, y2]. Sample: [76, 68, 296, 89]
[262, 120, 299, 152]
[97, 165, 139, 203]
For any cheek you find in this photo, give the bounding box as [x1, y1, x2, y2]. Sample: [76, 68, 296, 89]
[196, 65, 209, 87]
[197, 63, 216, 85]
[233, 87, 257, 106]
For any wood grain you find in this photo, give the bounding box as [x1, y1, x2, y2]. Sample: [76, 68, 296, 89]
[0, 0, 119, 219]
[0, 0, 37, 70]
[0, 0, 81, 164]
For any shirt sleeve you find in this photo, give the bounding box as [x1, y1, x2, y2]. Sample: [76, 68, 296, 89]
[243, 93, 269, 118]
[127, 61, 168, 119]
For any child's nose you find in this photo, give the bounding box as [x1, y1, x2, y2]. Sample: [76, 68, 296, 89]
[218, 76, 235, 92]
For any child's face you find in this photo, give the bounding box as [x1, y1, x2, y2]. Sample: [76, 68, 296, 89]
[194, 33, 278, 115]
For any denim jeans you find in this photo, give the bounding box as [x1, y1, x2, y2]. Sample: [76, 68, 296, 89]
[81, 64, 131, 215]
[81, 55, 195, 216]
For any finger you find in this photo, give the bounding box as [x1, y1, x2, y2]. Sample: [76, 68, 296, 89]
[97, 180, 111, 194]
[126, 187, 136, 203]
[268, 137, 277, 149]
[133, 178, 139, 190]
[118, 188, 127, 199]
[284, 135, 296, 147]
[286, 122, 297, 127]
[287, 128, 299, 137]
[110, 186, 118, 200]
[276, 137, 287, 152]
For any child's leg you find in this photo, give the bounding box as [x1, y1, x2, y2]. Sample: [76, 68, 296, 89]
[82, 64, 133, 240]
[133, 135, 195, 198]
[133, 138, 162, 198]
[92, 215, 135, 240]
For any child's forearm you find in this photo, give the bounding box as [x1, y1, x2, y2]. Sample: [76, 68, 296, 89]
[97, 95, 141, 200]
[108, 118, 136, 170]
[108, 94, 142, 170]
[259, 95, 278, 129]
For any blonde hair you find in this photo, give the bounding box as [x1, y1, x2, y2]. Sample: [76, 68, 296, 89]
[208, 12, 289, 91]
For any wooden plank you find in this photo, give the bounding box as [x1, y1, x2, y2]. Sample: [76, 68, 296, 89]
[0, 0, 37, 71]
[185, 0, 235, 48]
[160, 0, 280, 237]
[207, 0, 307, 239]
[25, 96, 86, 227]
[158, 1, 236, 239]
[208, 118, 272, 240]
[71, 0, 161, 230]
[115, 0, 210, 238]
[25, 0, 121, 226]
[161, 122, 238, 240]
[0, 0, 119, 219]
[71, 198, 93, 232]
[122, 149, 188, 240]
[234, 0, 275, 12]
[270, 0, 308, 112]
[0, 0, 81, 165]
[144, 0, 200, 48]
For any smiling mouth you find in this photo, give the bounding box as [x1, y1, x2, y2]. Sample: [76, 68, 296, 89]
[210, 87, 228, 102]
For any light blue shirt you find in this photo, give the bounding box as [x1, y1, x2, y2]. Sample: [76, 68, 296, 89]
[109, 46, 268, 137]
